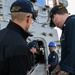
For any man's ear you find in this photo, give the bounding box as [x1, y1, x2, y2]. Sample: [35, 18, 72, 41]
[26, 16, 30, 23]
[26, 17, 29, 23]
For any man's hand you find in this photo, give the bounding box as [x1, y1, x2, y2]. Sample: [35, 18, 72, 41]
[51, 65, 60, 75]
[45, 64, 51, 71]
[57, 71, 69, 75]
[51, 65, 69, 75]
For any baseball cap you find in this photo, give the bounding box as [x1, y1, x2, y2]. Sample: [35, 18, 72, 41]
[50, 5, 65, 27]
[10, 0, 34, 14]
[28, 42, 38, 49]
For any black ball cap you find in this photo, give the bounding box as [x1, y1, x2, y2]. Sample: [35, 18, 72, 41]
[10, 0, 34, 14]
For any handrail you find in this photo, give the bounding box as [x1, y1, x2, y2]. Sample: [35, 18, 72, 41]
[27, 64, 38, 75]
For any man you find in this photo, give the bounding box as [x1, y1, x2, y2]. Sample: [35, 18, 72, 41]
[28, 41, 37, 68]
[0, 0, 34, 75]
[50, 5, 75, 75]
[46, 41, 59, 75]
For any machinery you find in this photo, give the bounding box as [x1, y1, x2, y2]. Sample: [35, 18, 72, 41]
[0, 0, 68, 75]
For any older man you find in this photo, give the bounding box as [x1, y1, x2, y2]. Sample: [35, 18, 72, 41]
[50, 5, 75, 75]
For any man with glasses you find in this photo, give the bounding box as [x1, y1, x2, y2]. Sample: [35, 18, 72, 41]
[0, 0, 35, 75]
[50, 5, 75, 75]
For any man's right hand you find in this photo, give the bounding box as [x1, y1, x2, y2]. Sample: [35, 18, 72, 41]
[51, 65, 60, 75]
[51, 65, 69, 75]
[56, 71, 69, 75]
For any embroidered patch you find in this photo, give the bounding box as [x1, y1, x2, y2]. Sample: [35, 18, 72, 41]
[53, 56, 55, 58]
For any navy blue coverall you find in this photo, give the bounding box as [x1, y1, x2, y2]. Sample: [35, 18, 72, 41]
[60, 15, 75, 75]
[48, 51, 59, 74]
